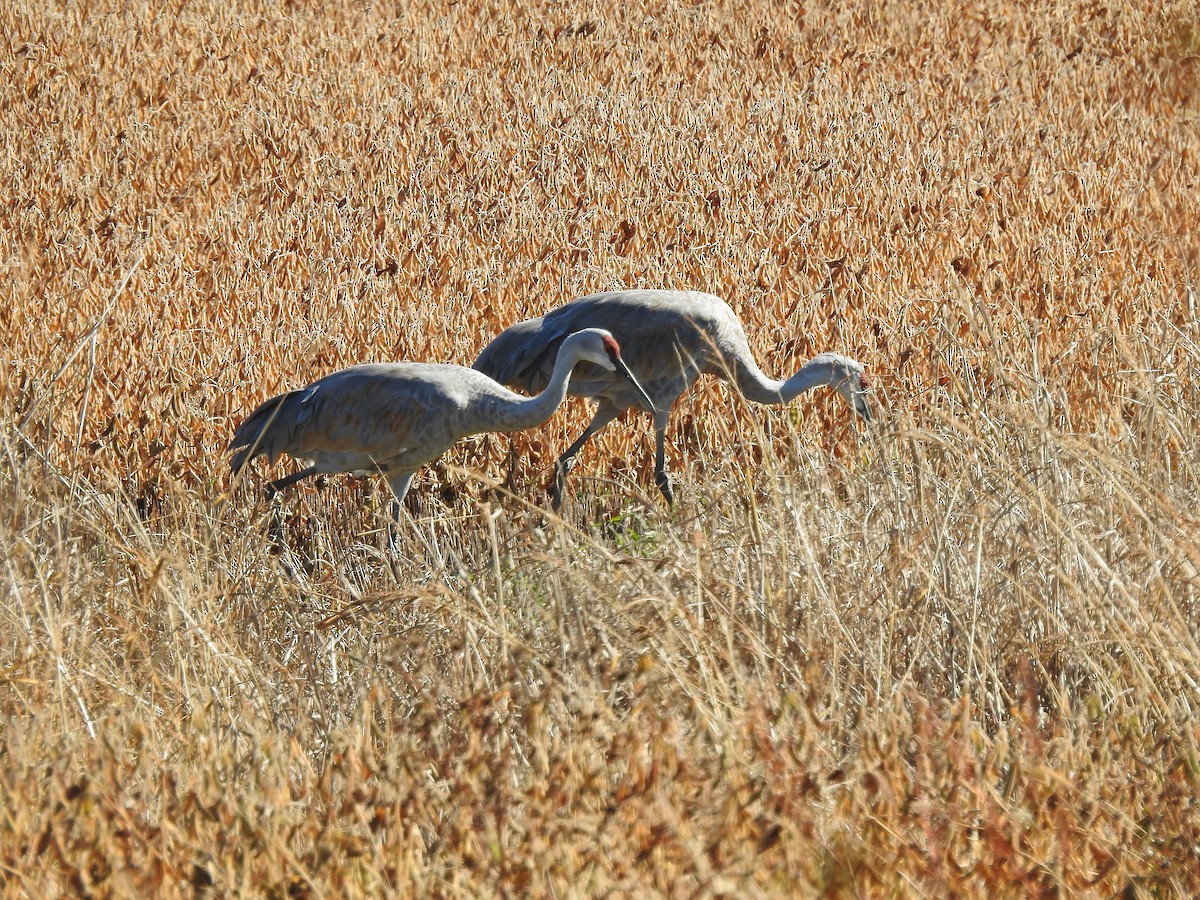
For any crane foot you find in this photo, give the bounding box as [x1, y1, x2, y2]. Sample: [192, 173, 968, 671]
[656, 471, 674, 506]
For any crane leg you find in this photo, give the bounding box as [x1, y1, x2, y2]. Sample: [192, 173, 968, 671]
[387, 472, 415, 522]
[385, 472, 416, 551]
[265, 465, 319, 500]
[551, 402, 621, 510]
[653, 408, 674, 506]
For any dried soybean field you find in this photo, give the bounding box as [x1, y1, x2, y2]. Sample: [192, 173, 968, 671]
[3, 0, 1200, 894]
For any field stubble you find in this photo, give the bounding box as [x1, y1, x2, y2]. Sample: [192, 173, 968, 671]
[3, 0, 1200, 894]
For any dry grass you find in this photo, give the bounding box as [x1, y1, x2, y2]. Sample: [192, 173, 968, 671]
[3, 0, 1200, 894]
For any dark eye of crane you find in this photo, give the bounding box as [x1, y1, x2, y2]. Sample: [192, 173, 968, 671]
[602, 335, 621, 358]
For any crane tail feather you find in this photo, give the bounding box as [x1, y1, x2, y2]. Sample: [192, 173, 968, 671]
[228, 388, 310, 473]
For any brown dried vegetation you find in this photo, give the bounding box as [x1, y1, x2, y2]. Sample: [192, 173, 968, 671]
[3, 0, 1200, 894]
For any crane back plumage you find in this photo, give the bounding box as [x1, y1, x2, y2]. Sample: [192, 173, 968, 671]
[229, 362, 584, 479]
[473, 290, 742, 408]
[232, 364, 492, 477]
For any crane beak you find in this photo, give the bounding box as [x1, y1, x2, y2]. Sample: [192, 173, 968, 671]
[853, 393, 873, 422]
[613, 357, 656, 414]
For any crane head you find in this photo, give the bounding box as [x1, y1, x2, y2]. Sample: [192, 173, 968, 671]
[810, 353, 873, 422]
[564, 329, 657, 413]
[854, 369, 872, 421]
[840, 364, 873, 422]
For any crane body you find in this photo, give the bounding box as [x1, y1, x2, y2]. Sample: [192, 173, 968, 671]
[473, 290, 871, 506]
[229, 329, 654, 516]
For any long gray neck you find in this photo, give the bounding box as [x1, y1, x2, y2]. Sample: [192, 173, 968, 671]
[734, 354, 834, 405]
[491, 347, 580, 432]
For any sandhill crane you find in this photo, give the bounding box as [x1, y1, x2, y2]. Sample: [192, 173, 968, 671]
[473, 289, 872, 507]
[228, 328, 655, 520]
